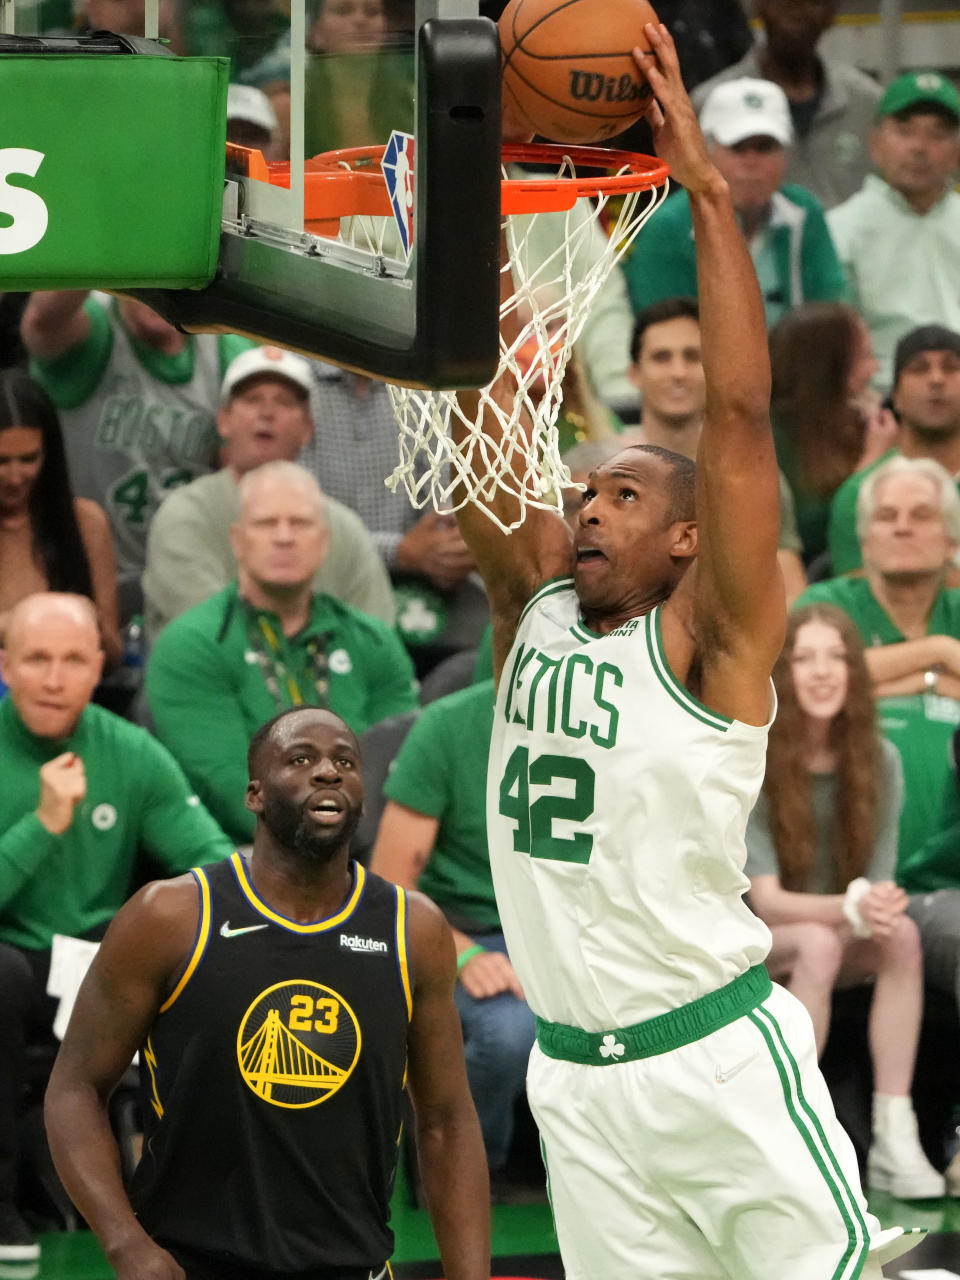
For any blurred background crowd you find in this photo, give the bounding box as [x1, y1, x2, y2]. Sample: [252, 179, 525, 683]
[2, 0, 960, 1258]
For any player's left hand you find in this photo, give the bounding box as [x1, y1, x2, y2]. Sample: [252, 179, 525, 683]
[634, 23, 720, 197]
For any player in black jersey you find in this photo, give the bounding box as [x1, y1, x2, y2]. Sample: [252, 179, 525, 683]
[44, 707, 490, 1280]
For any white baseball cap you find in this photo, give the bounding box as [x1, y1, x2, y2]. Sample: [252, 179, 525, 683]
[226, 83, 279, 136]
[699, 78, 794, 148]
[220, 346, 314, 404]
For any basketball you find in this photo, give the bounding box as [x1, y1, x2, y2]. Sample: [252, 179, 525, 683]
[499, 0, 660, 145]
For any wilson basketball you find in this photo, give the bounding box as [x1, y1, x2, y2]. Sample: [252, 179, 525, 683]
[499, 0, 659, 144]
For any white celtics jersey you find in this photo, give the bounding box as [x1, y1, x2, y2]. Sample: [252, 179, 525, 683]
[487, 578, 773, 1030]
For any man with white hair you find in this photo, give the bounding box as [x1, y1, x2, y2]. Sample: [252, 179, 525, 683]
[143, 345, 394, 643]
[829, 323, 960, 574]
[146, 461, 418, 845]
[623, 76, 847, 327]
[798, 453, 960, 864]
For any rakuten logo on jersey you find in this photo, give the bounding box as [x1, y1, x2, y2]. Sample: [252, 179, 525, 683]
[0, 150, 48, 255]
[340, 934, 388, 954]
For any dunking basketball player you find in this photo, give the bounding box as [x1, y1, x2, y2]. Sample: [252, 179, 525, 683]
[44, 708, 489, 1280]
[456, 24, 895, 1280]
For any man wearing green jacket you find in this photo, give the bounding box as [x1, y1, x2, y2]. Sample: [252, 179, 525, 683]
[146, 461, 419, 845]
[623, 77, 847, 328]
[0, 592, 232, 1261]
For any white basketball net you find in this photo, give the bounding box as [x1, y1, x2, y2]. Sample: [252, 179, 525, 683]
[384, 155, 670, 532]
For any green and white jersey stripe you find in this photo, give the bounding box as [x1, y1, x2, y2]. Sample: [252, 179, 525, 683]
[487, 583, 774, 1030]
[749, 1004, 870, 1280]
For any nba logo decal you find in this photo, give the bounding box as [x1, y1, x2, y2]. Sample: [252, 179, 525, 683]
[382, 130, 415, 263]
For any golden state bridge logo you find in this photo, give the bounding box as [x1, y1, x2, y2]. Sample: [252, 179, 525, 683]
[236, 980, 361, 1109]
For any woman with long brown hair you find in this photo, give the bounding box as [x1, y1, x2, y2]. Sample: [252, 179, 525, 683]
[0, 370, 121, 668]
[770, 303, 897, 564]
[747, 603, 944, 1199]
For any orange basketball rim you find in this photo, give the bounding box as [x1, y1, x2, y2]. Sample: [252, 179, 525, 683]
[226, 140, 669, 239]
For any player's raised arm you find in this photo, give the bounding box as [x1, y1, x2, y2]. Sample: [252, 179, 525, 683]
[642, 24, 785, 722]
[451, 373, 574, 681]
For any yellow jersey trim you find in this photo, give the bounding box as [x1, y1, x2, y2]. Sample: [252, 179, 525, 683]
[396, 887, 413, 1020]
[231, 851, 366, 933]
[159, 867, 211, 1014]
[143, 1034, 164, 1119]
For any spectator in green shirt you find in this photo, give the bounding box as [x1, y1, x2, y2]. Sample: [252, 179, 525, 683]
[370, 680, 536, 1187]
[0, 592, 232, 1261]
[797, 454, 960, 867]
[828, 324, 960, 575]
[146, 461, 418, 845]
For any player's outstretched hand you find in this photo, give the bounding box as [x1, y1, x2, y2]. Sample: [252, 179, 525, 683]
[633, 23, 720, 198]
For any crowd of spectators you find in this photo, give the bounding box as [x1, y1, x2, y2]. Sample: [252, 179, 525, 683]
[1, 0, 960, 1260]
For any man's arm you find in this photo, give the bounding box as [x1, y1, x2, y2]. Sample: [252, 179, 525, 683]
[142, 488, 234, 640]
[136, 735, 235, 869]
[44, 878, 200, 1280]
[372, 802, 523, 998]
[405, 892, 490, 1280]
[865, 635, 960, 686]
[644, 25, 785, 723]
[359, 622, 420, 725]
[0, 754, 85, 911]
[75, 498, 123, 669]
[20, 289, 91, 361]
[370, 801, 438, 888]
[145, 626, 255, 844]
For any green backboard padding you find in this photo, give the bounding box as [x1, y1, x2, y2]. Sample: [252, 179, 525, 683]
[0, 54, 228, 289]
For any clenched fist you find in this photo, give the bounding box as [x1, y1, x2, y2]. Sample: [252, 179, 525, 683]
[36, 752, 87, 835]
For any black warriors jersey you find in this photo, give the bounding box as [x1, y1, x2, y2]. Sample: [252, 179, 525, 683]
[129, 854, 411, 1273]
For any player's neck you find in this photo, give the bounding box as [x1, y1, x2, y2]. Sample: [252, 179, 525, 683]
[581, 583, 673, 635]
[248, 841, 354, 923]
[240, 574, 314, 636]
[868, 567, 943, 638]
[636, 412, 703, 461]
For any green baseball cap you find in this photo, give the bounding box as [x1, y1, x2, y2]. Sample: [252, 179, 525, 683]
[877, 70, 960, 122]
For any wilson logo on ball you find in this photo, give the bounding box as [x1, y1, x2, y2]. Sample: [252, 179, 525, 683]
[568, 71, 647, 105]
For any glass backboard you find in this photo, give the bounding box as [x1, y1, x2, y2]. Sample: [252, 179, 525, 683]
[2, 0, 503, 387]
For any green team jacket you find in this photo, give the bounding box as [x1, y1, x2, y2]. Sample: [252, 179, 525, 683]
[622, 183, 848, 316]
[0, 696, 232, 950]
[146, 583, 419, 844]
